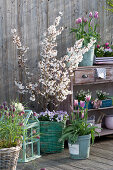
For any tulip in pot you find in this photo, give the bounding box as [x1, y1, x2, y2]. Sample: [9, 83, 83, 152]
[60, 95, 99, 159]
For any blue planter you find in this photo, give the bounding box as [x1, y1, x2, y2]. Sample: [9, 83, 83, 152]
[100, 99, 112, 108]
[79, 45, 95, 67]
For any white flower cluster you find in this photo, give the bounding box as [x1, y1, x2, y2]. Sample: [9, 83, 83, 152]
[12, 12, 96, 111]
[11, 29, 29, 67]
[38, 12, 72, 108]
[65, 38, 96, 71]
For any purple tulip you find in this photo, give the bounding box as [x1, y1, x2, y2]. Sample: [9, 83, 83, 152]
[94, 11, 98, 19]
[0, 105, 4, 109]
[89, 12, 93, 18]
[13, 108, 15, 112]
[5, 106, 8, 111]
[80, 101, 85, 108]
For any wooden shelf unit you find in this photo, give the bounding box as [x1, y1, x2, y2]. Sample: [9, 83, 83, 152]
[71, 65, 113, 137]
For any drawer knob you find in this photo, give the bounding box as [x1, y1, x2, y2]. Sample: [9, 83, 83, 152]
[82, 74, 88, 78]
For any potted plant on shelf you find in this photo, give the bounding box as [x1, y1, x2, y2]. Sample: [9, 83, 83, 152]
[76, 89, 93, 109]
[0, 101, 24, 170]
[96, 90, 112, 108]
[70, 11, 100, 66]
[60, 96, 99, 159]
[94, 42, 113, 64]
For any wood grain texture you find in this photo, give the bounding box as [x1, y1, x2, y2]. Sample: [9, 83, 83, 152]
[17, 136, 113, 170]
[0, 0, 113, 112]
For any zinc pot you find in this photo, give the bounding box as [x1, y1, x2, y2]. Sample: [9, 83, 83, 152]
[79, 45, 95, 67]
[68, 134, 91, 159]
[0, 146, 21, 170]
[40, 121, 64, 153]
[105, 115, 113, 129]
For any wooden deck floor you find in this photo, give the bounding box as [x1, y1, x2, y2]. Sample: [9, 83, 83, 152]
[17, 136, 113, 170]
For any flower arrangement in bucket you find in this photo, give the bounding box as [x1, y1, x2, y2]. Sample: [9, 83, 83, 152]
[60, 95, 99, 159]
[70, 11, 100, 66]
[36, 110, 68, 153]
[0, 102, 24, 169]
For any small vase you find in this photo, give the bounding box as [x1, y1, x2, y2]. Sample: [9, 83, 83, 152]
[79, 45, 95, 67]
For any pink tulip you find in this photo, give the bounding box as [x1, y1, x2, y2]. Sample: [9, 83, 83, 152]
[81, 112, 84, 118]
[105, 42, 109, 46]
[97, 45, 100, 48]
[80, 101, 85, 108]
[94, 11, 98, 19]
[85, 95, 91, 102]
[76, 19, 79, 24]
[74, 99, 78, 107]
[107, 46, 110, 49]
[89, 12, 93, 18]
[33, 112, 37, 116]
[78, 18, 82, 24]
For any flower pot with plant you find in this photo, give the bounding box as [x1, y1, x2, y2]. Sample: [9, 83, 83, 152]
[71, 11, 100, 66]
[60, 96, 99, 159]
[76, 89, 93, 109]
[94, 42, 113, 64]
[37, 110, 68, 153]
[96, 90, 112, 108]
[0, 102, 24, 170]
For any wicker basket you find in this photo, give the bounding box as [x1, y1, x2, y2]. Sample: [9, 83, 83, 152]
[0, 146, 21, 170]
[40, 121, 64, 153]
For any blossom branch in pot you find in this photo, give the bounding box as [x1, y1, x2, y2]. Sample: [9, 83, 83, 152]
[60, 95, 99, 159]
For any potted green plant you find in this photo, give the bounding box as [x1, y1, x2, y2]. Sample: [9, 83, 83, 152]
[0, 101, 25, 170]
[76, 89, 93, 109]
[60, 96, 99, 159]
[36, 110, 68, 153]
[71, 11, 100, 66]
[96, 90, 112, 108]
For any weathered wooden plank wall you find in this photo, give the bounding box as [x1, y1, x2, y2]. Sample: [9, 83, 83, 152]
[0, 0, 113, 111]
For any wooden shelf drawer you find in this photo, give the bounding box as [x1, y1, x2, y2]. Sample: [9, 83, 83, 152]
[74, 66, 113, 84]
[74, 69, 95, 84]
